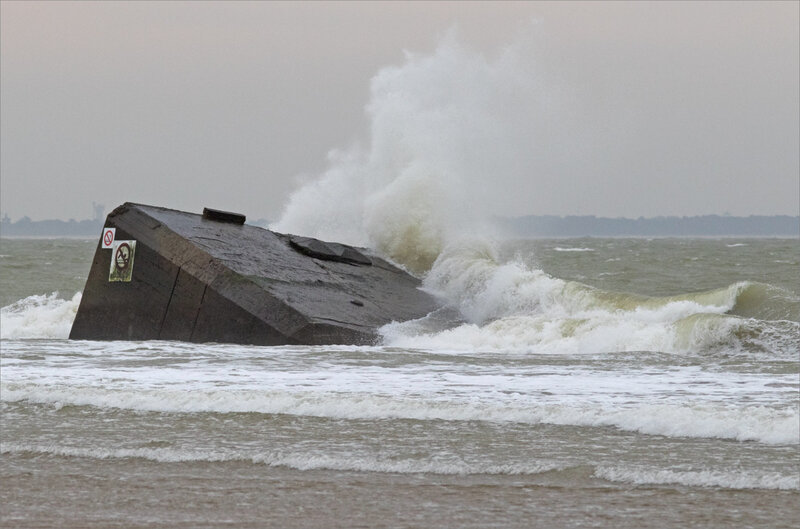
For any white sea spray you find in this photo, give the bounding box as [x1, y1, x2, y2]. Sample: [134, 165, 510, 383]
[0, 292, 81, 339]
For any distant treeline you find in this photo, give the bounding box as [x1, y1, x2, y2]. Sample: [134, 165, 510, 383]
[497, 215, 799, 237]
[1, 214, 798, 238]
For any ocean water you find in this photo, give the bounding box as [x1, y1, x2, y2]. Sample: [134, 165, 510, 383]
[1, 236, 798, 528]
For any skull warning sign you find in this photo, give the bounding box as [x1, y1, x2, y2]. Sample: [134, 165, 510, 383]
[109, 240, 136, 282]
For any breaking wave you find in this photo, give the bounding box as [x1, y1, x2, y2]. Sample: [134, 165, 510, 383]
[0, 443, 561, 476]
[553, 247, 595, 252]
[271, 31, 557, 274]
[0, 292, 81, 340]
[594, 466, 799, 490]
[381, 240, 799, 357]
[3, 384, 797, 445]
[2, 444, 795, 489]
[269, 31, 798, 358]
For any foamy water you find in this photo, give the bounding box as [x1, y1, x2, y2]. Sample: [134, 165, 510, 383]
[2, 241, 799, 496]
[0, 292, 82, 339]
[3, 378, 797, 445]
[3, 226, 799, 502]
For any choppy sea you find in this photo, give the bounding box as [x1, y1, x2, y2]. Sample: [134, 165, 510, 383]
[1, 237, 798, 528]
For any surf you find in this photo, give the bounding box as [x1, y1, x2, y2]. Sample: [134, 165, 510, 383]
[266, 32, 798, 358]
[0, 292, 82, 340]
[378, 238, 799, 357]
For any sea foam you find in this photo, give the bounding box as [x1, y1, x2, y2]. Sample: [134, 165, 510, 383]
[595, 466, 799, 490]
[384, 245, 798, 357]
[267, 31, 798, 357]
[4, 383, 797, 445]
[271, 32, 556, 274]
[2, 443, 796, 489]
[0, 292, 81, 340]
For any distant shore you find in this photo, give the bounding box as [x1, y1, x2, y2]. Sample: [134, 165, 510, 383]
[495, 214, 799, 238]
[1, 214, 797, 238]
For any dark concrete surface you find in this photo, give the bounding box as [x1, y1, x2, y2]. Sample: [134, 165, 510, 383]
[70, 203, 440, 345]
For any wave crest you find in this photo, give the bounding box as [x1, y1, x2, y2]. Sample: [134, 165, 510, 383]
[0, 292, 81, 340]
[4, 384, 797, 445]
[383, 241, 799, 356]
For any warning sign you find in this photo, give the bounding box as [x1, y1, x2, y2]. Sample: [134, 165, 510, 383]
[101, 227, 116, 249]
[109, 240, 136, 282]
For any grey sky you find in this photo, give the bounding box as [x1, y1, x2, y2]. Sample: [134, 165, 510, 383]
[1, 1, 798, 222]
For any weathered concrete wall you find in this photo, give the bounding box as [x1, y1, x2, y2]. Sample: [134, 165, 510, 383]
[69, 203, 440, 345]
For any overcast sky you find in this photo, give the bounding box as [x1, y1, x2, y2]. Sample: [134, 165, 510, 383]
[1, 1, 798, 222]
